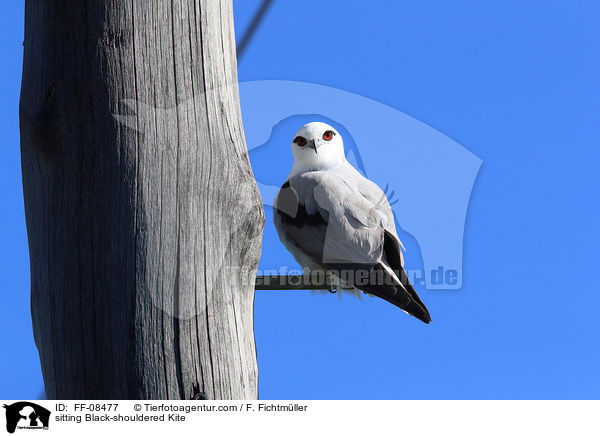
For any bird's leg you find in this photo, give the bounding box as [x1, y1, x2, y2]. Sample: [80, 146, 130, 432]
[326, 271, 344, 294]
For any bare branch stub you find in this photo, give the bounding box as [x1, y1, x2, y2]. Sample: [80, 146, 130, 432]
[255, 274, 343, 293]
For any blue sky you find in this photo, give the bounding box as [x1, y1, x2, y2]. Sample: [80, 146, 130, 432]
[1, 1, 599, 399]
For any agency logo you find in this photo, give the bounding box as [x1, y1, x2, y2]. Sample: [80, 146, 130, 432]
[2, 402, 50, 434]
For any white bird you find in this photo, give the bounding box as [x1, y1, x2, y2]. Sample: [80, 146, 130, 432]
[273, 122, 431, 323]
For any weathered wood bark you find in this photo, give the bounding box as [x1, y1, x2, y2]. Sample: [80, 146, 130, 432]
[20, 0, 264, 399]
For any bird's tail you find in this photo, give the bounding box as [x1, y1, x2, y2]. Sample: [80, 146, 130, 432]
[359, 265, 432, 324]
[394, 266, 431, 324]
[379, 289, 432, 324]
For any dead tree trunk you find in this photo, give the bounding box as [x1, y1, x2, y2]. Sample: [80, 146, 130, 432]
[19, 0, 264, 399]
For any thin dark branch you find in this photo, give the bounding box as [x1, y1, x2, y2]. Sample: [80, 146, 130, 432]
[255, 275, 348, 292]
[236, 0, 274, 60]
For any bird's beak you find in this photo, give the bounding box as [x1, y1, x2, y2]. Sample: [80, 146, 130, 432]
[309, 139, 319, 154]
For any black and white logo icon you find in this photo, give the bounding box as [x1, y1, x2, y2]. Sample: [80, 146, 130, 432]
[3, 402, 50, 434]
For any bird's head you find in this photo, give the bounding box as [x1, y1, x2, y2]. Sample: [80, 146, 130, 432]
[289, 122, 345, 175]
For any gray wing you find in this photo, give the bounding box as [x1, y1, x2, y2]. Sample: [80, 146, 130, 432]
[334, 165, 430, 322]
[341, 163, 406, 260]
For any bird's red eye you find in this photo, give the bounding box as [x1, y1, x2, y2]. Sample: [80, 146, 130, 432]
[323, 130, 334, 141]
[294, 136, 307, 146]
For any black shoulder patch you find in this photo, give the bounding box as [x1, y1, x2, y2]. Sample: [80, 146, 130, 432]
[275, 182, 299, 218]
[275, 182, 327, 227]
